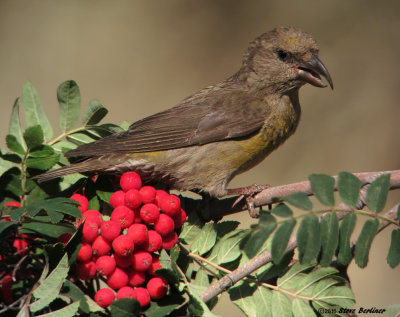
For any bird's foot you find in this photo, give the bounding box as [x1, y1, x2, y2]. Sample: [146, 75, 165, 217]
[227, 184, 270, 218]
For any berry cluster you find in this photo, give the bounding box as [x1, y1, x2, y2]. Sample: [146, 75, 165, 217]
[70, 172, 187, 308]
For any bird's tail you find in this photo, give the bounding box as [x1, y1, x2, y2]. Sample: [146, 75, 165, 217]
[32, 159, 102, 183]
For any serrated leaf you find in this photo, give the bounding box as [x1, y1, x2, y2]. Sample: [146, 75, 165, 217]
[22, 81, 53, 141]
[354, 219, 379, 268]
[0, 153, 15, 175]
[282, 192, 312, 210]
[309, 174, 335, 206]
[216, 220, 240, 237]
[271, 219, 296, 264]
[228, 281, 258, 317]
[271, 291, 292, 317]
[66, 131, 98, 145]
[6, 134, 25, 154]
[29, 144, 55, 157]
[145, 293, 186, 317]
[109, 298, 140, 317]
[292, 299, 316, 317]
[22, 222, 75, 238]
[271, 203, 293, 217]
[315, 285, 354, 308]
[258, 212, 277, 228]
[82, 99, 108, 126]
[387, 228, 400, 268]
[35, 301, 80, 317]
[9, 98, 26, 151]
[297, 215, 321, 264]
[245, 223, 276, 259]
[366, 174, 390, 212]
[188, 290, 218, 317]
[337, 171, 362, 208]
[277, 262, 316, 289]
[191, 222, 217, 255]
[180, 212, 204, 245]
[58, 80, 81, 132]
[320, 212, 339, 266]
[337, 213, 356, 266]
[26, 153, 60, 170]
[61, 280, 103, 314]
[31, 253, 69, 312]
[96, 190, 113, 203]
[209, 230, 247, 264]
[23, 125, 44, 150]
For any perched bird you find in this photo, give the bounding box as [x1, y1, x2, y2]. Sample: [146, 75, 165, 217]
[35, 27, 332, 202]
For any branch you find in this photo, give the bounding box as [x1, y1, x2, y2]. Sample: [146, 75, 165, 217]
[183, 169, 400, 220]
[199, 171, 400, 303]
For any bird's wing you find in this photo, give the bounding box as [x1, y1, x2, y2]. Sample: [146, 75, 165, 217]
[65, 89, 270, 157]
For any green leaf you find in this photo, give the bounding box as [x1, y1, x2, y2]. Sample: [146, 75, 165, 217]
[337, 213, 356, 266]
[337, 171, 362, 208]
[0, 221, 17, 239]
[82, 99, 108, 126]
[228, 281, 260, 317]
[309, 174, 335, 206]
[292, 299, 316, 317]
[297, 215, 321, 264]
[258, 212, 277, 228]
[271, 203, 293, 217]
[6, 134, 26, 154]
[26, 153, 60, 170]
[208, 230, 247, 264]
[24, 125, 44, 150]
[271, 219, 296, 264]
[245, 223, 276, 259]
[319, 212, 339, 266]
[29, 144, 56, 157]
[22, 81, 53, 141]
[282, 192, 312, 210]
[96, 190, 113, 203]
[387, 228, 400, 268]
[354, 219, 379, 268]
[366, 174, 390, 212]
[0, 152, 15, 175]
[109, 298, 140, 317]
[61, 280, 103, 314]
[22, 222, 75, 238]
[271, 291, 292, 317]
[35, 301, 80, 317]
[187, 289, 218, 317]
[31, 253, 69, 312]
[191, 222, 217, 255]
[387, 304, 400, 317]
[145, 293, 186, 317]
[66, 131, 98, 146]
[58, 80, 81, 132]
[180, 212, 204, 245]
[216, 220, 239, 237]
[8, 98, 26, 151]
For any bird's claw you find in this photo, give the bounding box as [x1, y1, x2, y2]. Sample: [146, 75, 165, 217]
[228, 183, 270, 218]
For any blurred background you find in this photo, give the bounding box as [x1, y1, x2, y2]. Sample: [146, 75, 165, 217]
[0, 0, 399, 315]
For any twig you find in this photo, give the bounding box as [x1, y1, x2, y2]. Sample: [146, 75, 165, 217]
[199, 172, 400, 303]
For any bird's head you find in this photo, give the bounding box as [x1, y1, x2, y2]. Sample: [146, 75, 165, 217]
[241, 27, 333, 93]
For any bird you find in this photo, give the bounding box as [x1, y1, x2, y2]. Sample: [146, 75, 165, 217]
[34, 27, 333, 209]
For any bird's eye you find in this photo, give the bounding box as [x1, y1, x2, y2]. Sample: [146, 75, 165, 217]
[277, 50, 288, 61]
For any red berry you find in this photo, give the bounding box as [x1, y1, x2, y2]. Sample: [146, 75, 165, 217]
[120, 172, 142, 191]
[3, 201, 22, 208]
[140, 203, 159, 223]
[127, 223, 148, 246]
[77, 243, 93, 262]
[100, 220, 121, 241]
[96, 255, 116, 276]
[82, 221, 99, 243]
[159, 194, 181, 216]
[154, 214, 175, 236]
[127, 270, 146, 287]
[144, 230, 162, 252]
[147, 277, 168, 299]
[114, 254, 133, 268]
[82, 210, 103, 226]
[76, 261, 96, 280]
[132, 287, 150, 307]
[107, 267, 128, 289]
[162, 231, 178, 250]
[94, 288, 115, 308]
[92, 236, 111, 256]
[148, 255, 162, 276]
[139, 186, 156, 204]
[155, 190, 169, 207]
[112, 235, 134, 256]
[13, 237, 29, 255]
[0, 274, 13, 303]
[111, 206, 134, 229]
[109, 190, 126, 208]
[117, 286, 136, 300]
[57, 232, 72, 246]
[173, 208, 187, 228]
[125, 189, 142, 209]
[70, 193, 88, 213]
[132, 251, 152, 272]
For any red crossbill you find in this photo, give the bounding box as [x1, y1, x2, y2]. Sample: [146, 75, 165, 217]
[35, 27, 333, 199]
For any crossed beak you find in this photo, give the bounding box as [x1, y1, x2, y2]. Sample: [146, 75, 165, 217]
[296, 54, 333, 89]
